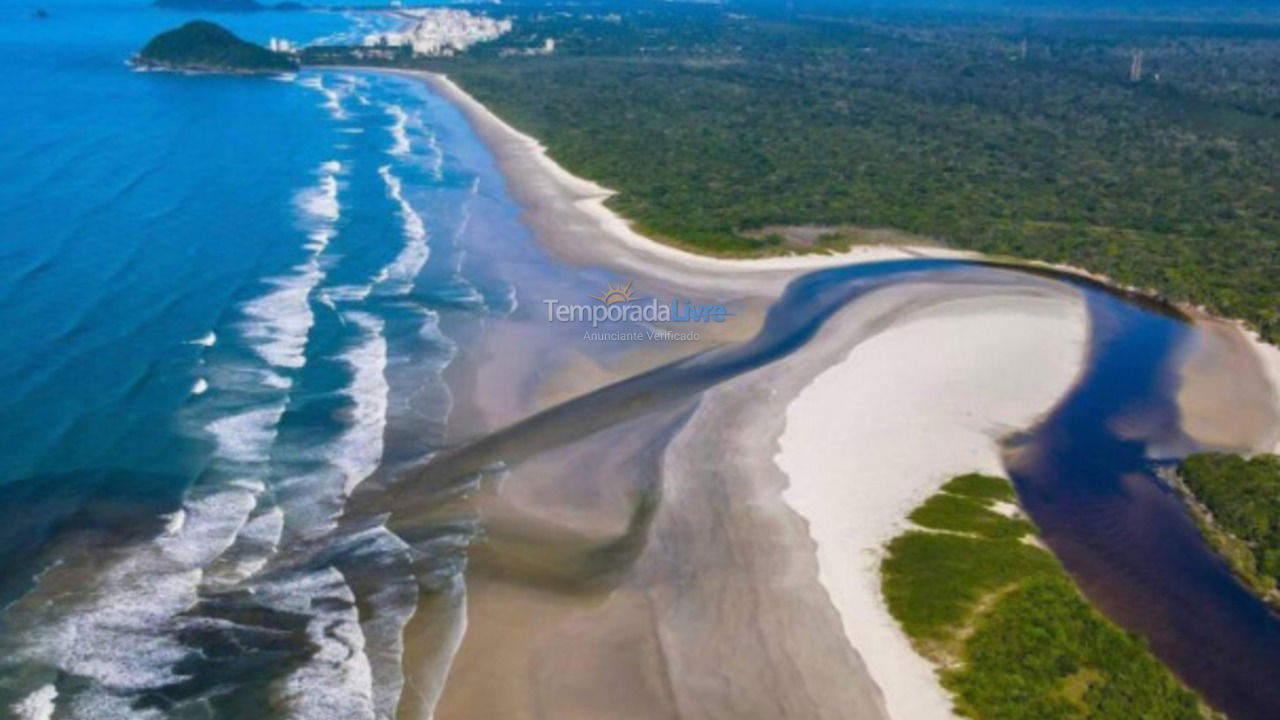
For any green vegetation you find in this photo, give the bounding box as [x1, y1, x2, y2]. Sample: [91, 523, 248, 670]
[306, 2, 1280, 341]
[135, 21, 298, 73]
[1178, 452, 1280, 605]
[883, 473, 1211, 719]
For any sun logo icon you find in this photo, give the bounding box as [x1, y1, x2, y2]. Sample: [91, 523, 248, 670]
[591, 280, 637, 305]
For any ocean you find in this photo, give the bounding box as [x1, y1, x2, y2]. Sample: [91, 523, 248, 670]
[0, 2, 536, 716]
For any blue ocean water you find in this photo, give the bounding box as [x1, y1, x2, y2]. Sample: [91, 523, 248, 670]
[0, 3, 537, 716]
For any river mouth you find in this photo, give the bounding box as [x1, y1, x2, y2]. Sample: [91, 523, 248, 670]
[371, 257, 1280, 719]
[2, 257, 1275, 718]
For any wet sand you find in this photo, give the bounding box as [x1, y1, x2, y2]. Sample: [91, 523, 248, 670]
[381, 68, 1280, 720]
[1177, 312, 1280, 453]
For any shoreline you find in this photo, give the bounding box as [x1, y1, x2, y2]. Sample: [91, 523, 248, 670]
[374, 67, 1280, 719]
[402, 70, 976, 296]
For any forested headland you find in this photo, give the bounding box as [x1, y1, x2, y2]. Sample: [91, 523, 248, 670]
[135, 20, 298, 72]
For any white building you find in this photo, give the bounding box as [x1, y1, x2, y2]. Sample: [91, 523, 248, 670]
[268, 37, 297, 54]
[362, 9, 512, 57]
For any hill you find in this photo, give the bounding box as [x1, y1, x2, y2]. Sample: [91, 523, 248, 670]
[133, 20, 298, 73]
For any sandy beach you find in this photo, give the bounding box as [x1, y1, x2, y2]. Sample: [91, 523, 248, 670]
[384, 69, 1280, 720]
[409, 71, 976, 297]
[1176, 313, 1280, 454]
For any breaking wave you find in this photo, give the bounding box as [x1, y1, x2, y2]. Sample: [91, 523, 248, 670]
[386, 104, 411, 155]
[377, 165, 429, 296]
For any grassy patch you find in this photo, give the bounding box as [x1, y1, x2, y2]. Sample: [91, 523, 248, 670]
[908, 494, 1035, 539]
[883, 474, 1213, 719]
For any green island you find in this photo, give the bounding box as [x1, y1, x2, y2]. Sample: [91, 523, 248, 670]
[882, 473, 1212, 719]
[303, 2, 1280, 342]
[134, 20, 298, 73]
[1177, 452, 1280, 607]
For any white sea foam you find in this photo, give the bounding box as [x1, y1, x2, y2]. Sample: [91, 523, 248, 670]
[204, 502, 284, 587]
[386, 104, 411, 155]
[0, 441, 273, 715]
[205, 405, 286, 464]
[325, 285, 375, 304]
[163, 508, 187, 536]
[316, 289, 338, 313]
[239, 160, 341, 370]
[261, 368, 292, 390]
[426, 130, 444, 178]
[260, 569, 377, 720]
[10, 685, 57, 720]
[335, 311, 389, 495]
[1, 478, 260, 699]
[298, 162, 342, 224]
[240, 263, 322, 370]
[0, 115, 443, 710]
[377, 165, 429, 294]
[65, 690, 164, 720]
[300, 74, 348, 121]
[272, 311, 389, 538]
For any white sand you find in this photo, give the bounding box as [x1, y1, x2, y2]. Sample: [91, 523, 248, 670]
[419, 73, 976, 282]
[775, 292, 1089, 720]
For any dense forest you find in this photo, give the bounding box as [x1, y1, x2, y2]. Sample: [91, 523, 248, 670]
[1179, 452, 1280, 605]
[882, 473, 1210, 719]
[306, 1, 1280, 341]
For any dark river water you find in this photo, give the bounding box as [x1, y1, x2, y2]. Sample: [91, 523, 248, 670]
[1008, 275, 1280, 719]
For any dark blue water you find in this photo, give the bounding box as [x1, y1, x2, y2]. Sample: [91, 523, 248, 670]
[1010, 283, 1280, 720]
